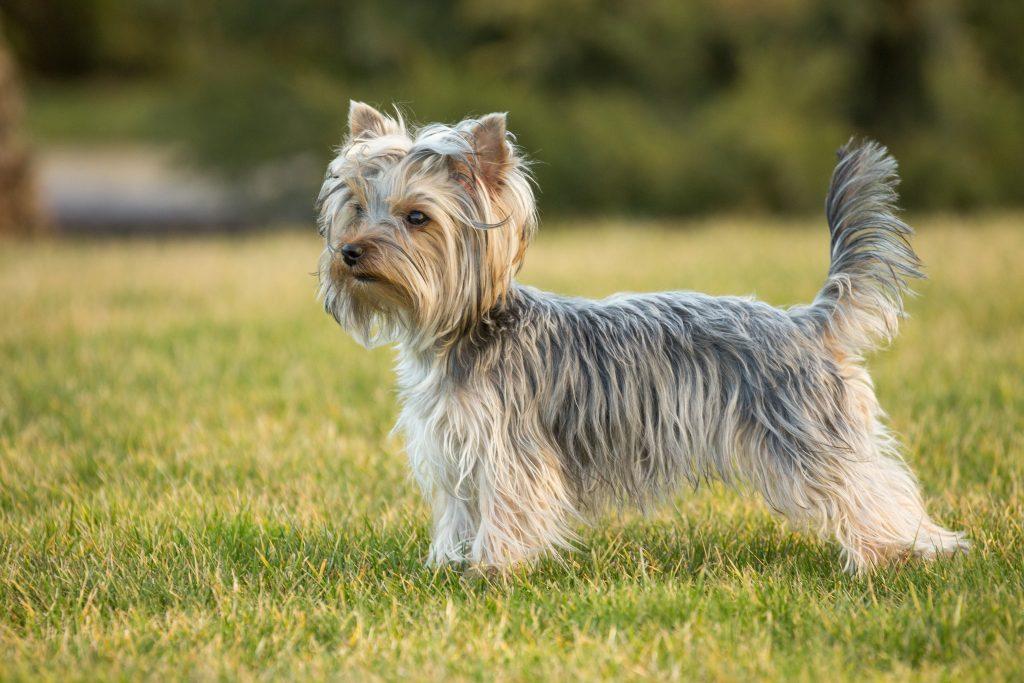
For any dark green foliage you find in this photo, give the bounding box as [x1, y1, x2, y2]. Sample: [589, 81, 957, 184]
[5, 0, 1024, 216]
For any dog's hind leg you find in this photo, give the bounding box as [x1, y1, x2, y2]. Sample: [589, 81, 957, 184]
[745, 373, 968, 573]
[824, 443, 968, 573]
[788, 443, 968, 573]
[827, 377, 968, 572]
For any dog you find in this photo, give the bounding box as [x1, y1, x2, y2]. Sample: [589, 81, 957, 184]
[316, 101, 967, 574]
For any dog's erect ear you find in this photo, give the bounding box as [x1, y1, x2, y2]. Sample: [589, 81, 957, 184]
[348, 100, 400, 139]
[469, 113, 512, 189]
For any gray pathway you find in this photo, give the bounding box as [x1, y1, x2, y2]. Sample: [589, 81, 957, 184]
[37, 146, 250, 234]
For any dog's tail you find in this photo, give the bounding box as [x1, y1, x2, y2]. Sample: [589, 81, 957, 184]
[802, 140, 923, 357]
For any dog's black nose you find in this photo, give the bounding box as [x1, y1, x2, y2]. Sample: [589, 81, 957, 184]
[341, 243, 365, 265]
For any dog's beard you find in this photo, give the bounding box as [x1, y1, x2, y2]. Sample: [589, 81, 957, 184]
[317, 221, 497, 350]
[319, 251, 409, 348]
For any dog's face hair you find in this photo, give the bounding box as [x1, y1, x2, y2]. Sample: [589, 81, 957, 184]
[317, 102, 537, 349]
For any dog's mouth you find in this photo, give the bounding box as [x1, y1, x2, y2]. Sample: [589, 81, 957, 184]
[353, 273, 379, 284]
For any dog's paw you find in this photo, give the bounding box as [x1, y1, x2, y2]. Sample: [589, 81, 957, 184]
[461, 563, 505, 584]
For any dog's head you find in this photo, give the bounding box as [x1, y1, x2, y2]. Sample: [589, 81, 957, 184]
[317, 102, 536, 348]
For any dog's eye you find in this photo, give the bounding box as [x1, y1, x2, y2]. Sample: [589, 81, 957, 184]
[351, 202, 364, 216]
[406, 210, 430, 227]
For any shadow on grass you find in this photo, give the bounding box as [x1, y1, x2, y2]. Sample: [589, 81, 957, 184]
[6, 502, 979, 633]
[194, 508, 849, 595]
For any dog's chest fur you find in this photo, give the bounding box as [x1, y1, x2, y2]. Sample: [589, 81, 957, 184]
[391, 296, 536, 500]
[393, 346, 486, 498]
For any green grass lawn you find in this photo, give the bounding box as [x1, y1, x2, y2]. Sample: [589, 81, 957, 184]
[2, 216, 1022, 681]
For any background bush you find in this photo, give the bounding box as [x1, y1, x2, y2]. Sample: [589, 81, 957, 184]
[4, 0, 1023, 217]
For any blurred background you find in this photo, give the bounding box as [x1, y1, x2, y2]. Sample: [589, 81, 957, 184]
[1, 0, 1022, 235]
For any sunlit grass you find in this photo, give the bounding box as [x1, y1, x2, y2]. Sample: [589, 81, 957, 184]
[1, 216, 1022, 680]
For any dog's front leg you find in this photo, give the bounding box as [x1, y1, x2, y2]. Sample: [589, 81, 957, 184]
[426, 491, 475, 566]
[408, 393, 576, 574]
[466, 437, 576, 574]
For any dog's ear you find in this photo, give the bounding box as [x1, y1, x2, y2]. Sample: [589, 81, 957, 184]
[348, 100, 401, 139]
[469, 113, 512, 189]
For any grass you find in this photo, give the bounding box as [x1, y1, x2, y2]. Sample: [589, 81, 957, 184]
[1, 216, 1022, 681]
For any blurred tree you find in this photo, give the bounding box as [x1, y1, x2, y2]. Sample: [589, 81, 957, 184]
[0, 33, 47, 236]
[3, 0, 185, 78]
[2, 0, 103, 78]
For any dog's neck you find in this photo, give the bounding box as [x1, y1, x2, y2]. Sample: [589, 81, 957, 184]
[396, 282, 526, 380]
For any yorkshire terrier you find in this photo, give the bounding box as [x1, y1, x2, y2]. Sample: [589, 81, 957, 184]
[317, 101, 967, 574]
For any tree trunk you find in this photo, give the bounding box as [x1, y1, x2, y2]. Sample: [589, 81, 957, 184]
[0, 34, 47, 236]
